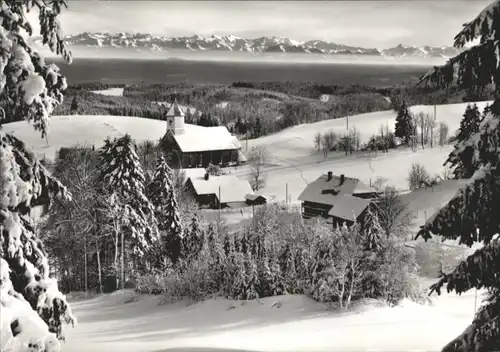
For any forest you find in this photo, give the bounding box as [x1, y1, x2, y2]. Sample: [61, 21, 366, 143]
[16, 80, 488, 141]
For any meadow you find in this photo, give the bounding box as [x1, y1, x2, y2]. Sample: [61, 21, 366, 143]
[52, 58, 430, 86]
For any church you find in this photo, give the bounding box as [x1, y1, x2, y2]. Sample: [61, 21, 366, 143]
[160, 99, 243, 169]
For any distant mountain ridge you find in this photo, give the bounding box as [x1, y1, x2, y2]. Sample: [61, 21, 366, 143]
[30, 32, 461, 59]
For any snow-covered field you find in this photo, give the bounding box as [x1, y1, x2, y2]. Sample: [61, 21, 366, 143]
[91, 87, 125, 97]
[62, 282, 485, 352]
[4, 115, 167, 160]
[233, 101, 491, 203]
[246, 101, 491, 160]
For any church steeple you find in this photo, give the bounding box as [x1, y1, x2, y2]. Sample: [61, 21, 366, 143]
[165, 96, 185, 135]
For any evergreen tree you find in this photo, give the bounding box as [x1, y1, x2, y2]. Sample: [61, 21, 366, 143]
[417, 2, 500, 350]
[70, 96, 79, 114]
[231, 251, 248, 299]
[181, 212, 203, 259]
[254, 117, 262, 138]
[245, 251, 260, 299]
[279, 244, 298, 294]
[98, 134, 158, 258]
[394, 100, 413, 144]
[147, 155, 183, 263]
[445, 104, 482, 179]
[0, 1, 76, 349]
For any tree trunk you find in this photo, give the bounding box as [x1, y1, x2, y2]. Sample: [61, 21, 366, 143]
[120, 231, 125, 290]
[96, 248, 103, 294]
[84, 234, 88, 293]
[421, 120, 425, 149]
[346, 261, 357, 309]
[338, 273, 346, 310]
[114, 229, 119, 290]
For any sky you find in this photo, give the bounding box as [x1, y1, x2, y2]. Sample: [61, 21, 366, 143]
[28, 0, 493, 48]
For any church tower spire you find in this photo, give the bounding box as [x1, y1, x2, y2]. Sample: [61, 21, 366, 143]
[166, 96, 185, 135]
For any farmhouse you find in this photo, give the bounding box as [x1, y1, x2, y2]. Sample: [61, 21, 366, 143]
[160, 100, 243, 168]
[297, 171, 379, 226]
[245, 194, 268, 206]
[185, 172, 254, 209]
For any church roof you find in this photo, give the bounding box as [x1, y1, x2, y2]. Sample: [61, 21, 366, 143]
[166, 99, 185, 117]
[167, 125, 241, 152]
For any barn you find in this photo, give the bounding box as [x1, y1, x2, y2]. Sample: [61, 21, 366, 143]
[185, 173, 254, 209]
[160, 100, 244, 169]
[297, 171, 380, 226]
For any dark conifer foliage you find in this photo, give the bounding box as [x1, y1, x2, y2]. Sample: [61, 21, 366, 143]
[394, 100, 413, 144]
[418, 1, 500, 350]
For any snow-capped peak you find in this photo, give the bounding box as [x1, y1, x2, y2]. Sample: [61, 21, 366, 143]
[30, 32, 461, 59]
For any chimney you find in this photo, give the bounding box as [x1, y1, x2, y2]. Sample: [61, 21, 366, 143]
[204, 172, 209, 181]
[327, 171, 333, 181]
[340, 174, 345, 185]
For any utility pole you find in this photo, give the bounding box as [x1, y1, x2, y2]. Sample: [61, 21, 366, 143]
[285, 183, 288, 204]
[346, 115, 349, 131]
[218, 185, 221, 234]
[252, 204, 256, 232]
[474, 288, 478, 316]
[84, 233, 88, 293]
[246, 130, 248, 151]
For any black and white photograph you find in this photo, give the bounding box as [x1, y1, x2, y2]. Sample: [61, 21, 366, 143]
[0, 0, 498, 351]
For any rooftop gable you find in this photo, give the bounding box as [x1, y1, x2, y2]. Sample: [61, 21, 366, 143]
[327, 195, 371, 221]
[298, 173, 376, 206]
[189, 174, 254, 203]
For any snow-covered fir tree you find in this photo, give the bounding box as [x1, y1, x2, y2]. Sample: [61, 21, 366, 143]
[394, 100, 413, 144]
[98, 134, 158, 258]
[230, 251, 247, 300]
[279, 243, 298, 294]
[181, 212, 203, 259]
[244, 251, 260, 299]
[418, 1, 500, 350]
[445, 104, 483, 179]
[0, 1, 76, 351]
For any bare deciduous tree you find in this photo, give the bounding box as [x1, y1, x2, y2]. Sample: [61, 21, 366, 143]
[424, 114, 437, 147]
[136, 140, 160, 184]
[313, 224, 366, 310]
[349, 126, 361, 152]
[407, 162, 431, 190]
[373, 186, 413, 239]
[438, 122, 449, 147]
[320, 130, 337, 159]
[248, 146, 268, 191]
[314, 131, 322, 152]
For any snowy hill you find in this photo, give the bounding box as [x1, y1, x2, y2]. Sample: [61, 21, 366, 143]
[28, 32, 461, 59]
[4, 101, 491, 204]
[235, 101, 492, 203]
[246, 101, 492, 160]
[62, 283, 484, 352]
[3, 115, 167, 160]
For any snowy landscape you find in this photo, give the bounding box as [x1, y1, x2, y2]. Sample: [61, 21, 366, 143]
[1, 1, 499, 352]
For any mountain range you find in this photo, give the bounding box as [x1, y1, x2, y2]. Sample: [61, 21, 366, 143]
[31, 32, 461, 59]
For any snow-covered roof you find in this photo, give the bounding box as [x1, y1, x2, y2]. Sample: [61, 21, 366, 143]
[171, 124, 241, 152]
[189, 174, 254, 204]
[298, 173, 377, 205]
[327, 195, 371, 221]
[166, 100, 185, 117]
[179, 168, 207, 184]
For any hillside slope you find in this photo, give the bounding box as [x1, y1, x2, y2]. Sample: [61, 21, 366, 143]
[246, 101, 492, 160]
[62, 284, 484, 352]
[3, 115, 167, 160]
